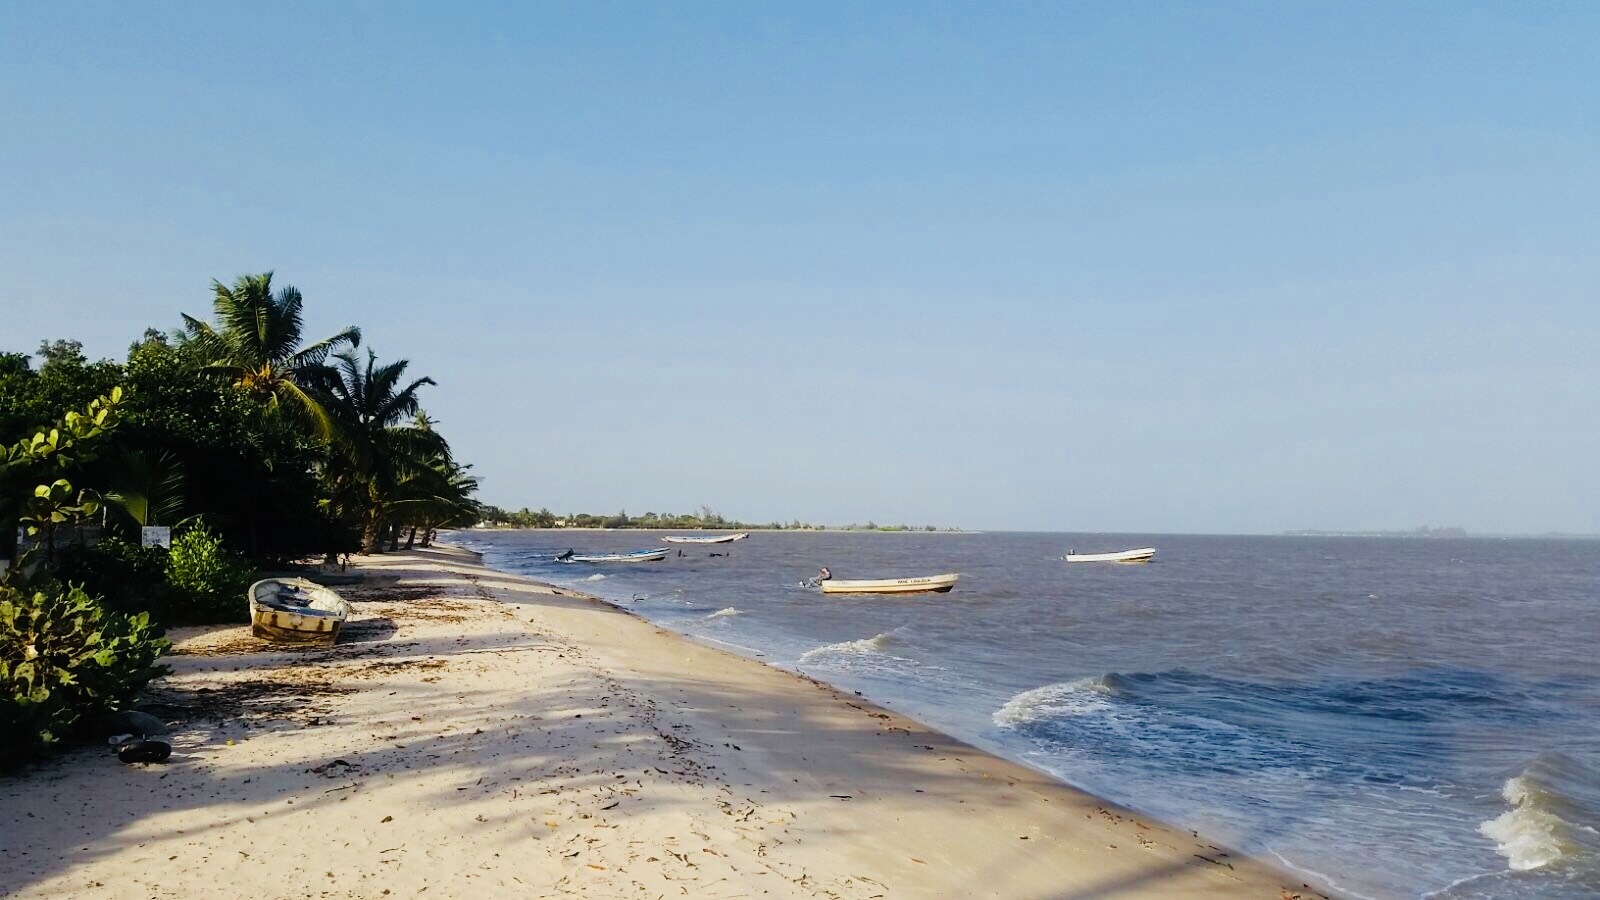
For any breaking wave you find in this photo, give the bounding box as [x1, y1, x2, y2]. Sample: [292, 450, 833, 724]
[799, 632, 896, 664]
[992, 676, 1120, 727]
[706, 607, 742, 620]
[1478, 754, 1600, 874]
[580, 573, 607, 582]
[796, 632, 924, 672]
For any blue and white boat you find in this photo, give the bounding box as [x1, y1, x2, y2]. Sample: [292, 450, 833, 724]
[560, 548, 669, 564]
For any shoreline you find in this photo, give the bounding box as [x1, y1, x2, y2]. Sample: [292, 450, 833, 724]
[468, 526, 984, 535]
[1, 546, 1329, 898]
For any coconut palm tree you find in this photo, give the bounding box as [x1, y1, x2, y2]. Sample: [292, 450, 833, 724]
[385, 418, 481, 549]
[177, 272, 359, 438]
[319, 349, 441, 552]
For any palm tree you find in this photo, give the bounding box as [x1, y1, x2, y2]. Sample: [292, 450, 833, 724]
[319, 349, 440, 552]
[177, 272, 360, 438]
[387, 455, 481, 549]
[386, 416, 481, 548]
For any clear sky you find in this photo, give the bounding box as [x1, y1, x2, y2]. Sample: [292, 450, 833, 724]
[3, 3, 1596, 533]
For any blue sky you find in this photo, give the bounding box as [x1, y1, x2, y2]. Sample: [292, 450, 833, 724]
[3, 3, 1596, 533]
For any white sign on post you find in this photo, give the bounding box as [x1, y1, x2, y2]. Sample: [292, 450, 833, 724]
[141, 526, 172, 548]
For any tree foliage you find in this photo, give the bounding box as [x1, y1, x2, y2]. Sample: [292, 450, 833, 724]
[177, 272, 359, 439]
[0, 580, 169, 767]
[0, 271, 483, 764]
[3, 272, 480, 568]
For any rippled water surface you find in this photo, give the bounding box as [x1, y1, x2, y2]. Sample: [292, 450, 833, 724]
[447, 530, 1600, 899]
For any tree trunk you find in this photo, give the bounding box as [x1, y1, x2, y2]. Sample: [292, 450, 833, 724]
[361, 513, 384, 554]
[403, 526, 417, 549]
[420, 528, 434, 548]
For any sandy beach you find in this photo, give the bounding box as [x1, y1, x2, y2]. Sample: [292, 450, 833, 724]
[0, 546, 1327, 899]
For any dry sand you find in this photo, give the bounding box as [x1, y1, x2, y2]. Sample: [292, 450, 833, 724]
[1, 546, 1330, 898]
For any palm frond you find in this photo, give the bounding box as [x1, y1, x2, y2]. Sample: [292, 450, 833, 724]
[175, 314, 228, 362]
[213, 275, 270, 368]
[378, 376, 436, 426]
[197, 362, 250, 380]
[274, 378, 337, 442]
[270, 284, 305, 363]
[290, 326, 361, 370]
[104, 449, 186, 527]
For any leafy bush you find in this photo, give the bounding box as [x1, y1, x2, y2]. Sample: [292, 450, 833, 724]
[0, 582, 169, 766]
[164, 527, 254, 623]
[58, 538, 177, 620]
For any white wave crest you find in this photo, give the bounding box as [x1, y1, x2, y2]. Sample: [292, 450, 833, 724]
[581, 574, 607, 582]
[993, 677, 1118, 728]
[798, 633, 898, 665]
[706, 607, 742, 620]
[1478, 774, 1593, 871]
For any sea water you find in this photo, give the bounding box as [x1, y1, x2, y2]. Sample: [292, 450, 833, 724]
[446, 530, 1600, 899]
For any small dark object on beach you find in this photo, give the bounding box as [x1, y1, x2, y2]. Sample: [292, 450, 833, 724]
[97, 709, 169, 738]
[117, 739, 172, 764]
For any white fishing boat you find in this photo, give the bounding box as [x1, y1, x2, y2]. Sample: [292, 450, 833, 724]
[560, 548, 669, 564]
[661, 532, 749, 544]
[249, 578, 352, 645]
[1063, 547, 1156, 563]
[820, 573, 960, 595]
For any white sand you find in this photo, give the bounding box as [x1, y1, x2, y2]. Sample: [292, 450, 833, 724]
[0, 546, 1328, 898]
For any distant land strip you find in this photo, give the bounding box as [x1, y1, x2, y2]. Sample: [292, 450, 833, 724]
[1283, 526, 1467, 537]
[476, 505, 960, 533]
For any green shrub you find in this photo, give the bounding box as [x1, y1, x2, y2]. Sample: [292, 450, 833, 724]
[58, 538, 178, 620]
[164, 527, 254, 623]
[0, 583, 169, 766]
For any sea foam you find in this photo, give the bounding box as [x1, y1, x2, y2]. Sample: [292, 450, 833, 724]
[581, 573, 607, 582]
[1478, 759, 1600, 873]
[798, 632, 907, 666]
[707, 607, 742, 620]
[993, 677, 1118, 728]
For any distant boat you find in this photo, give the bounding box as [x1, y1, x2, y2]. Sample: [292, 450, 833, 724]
[561, 548, 669, 564]
[821, 573, 960, 595]
[662, 532, 749, 545]
[1063, 547, 1156, 564]
[249, 578, 352, 645]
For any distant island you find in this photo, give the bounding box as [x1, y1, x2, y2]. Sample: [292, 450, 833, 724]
[476, 505, 960, 533]
[1282, 525, 1468, 538]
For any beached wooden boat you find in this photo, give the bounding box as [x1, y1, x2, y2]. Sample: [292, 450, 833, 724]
[820, 573, 960, 595]
[1063, 547, 1156, 563]
[249, 578, 352, 645]
[661, 532, 749, 544]
[562, 548, 669, 564]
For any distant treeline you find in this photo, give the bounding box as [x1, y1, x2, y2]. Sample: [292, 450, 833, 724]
[476, 505, 955, 533]
[1283, 525, 1468, 538]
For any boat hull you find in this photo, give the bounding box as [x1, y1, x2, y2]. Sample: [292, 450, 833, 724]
[662, 532, 749, 544]
[248, 578, 352, 645]
[1063, 547, 1156, 563]
[821, 573, 960, 595]
[251, 611, 345, 644]
[565, 549, 669, 563]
